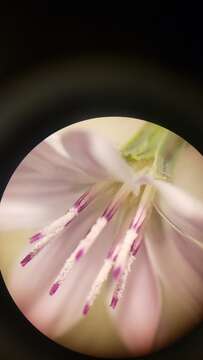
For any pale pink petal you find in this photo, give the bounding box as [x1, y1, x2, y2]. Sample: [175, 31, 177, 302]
[175, 229, 203, 279]
[7, 194, 117, 337]
[61, 129, 136, 186]
[145, 210, 203, 347]
[109, 241, 162, 355]
[0, 137, 92, 229]
[150, 178, 203, 241]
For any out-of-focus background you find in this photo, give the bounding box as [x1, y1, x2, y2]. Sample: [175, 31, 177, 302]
[0, 14, 203, 360]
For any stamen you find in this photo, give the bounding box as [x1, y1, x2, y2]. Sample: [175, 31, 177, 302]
[102, 183, 131, 221]
[29, 191, 90, 244]
[112, 185, 153, 279]
[130, 206, 146, 230]
[49, 216, 108, 295]
[131, 235, 142, 255]
[21, 235, 54, 266]
[21, 209, 78, 266]
[110, 255, 134, 309]
[73, 191, 90, 212]
[29, 182, 113, 245]
[110, 236, 142, 309]
[49, 184, 129, 295]
[112, 228, 138, 279]
[83, 244, 120, 315]
[49, 281, 60, 295]
[21, 183, 111, 267]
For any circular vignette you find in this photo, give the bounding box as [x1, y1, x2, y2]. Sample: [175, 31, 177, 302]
[0, 57, 203, 360]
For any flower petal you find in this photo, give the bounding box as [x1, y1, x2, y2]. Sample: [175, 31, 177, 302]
[7, 194, 117, 338]
[60, 129, 136, 186]
[145, 210, 203, 348]
[151, 178, 203, 241]
[0, 136, 92, 229]
[108, 241, 162, 355]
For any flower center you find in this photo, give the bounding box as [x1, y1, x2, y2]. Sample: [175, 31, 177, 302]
[20, 122, 184, 315]
[21, 179, 154, 314]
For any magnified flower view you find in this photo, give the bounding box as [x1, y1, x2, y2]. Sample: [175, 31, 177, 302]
[1, 117, 203, 358]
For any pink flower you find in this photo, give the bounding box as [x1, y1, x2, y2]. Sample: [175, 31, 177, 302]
[1, 120, 203, 356]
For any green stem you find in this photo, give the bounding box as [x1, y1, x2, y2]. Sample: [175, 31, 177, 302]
[121, 122, 185, 180]
[121, 122, 166, 162]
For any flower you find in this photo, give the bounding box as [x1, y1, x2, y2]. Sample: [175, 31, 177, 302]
[1, 118, 203, 356]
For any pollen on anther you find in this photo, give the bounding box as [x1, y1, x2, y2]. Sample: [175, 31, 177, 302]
[110, 296, 118, 309]
[75, 249, 84, 261]
[21, 253, 33, 267]
[30, 232, 43, 243]
[49, 282, 60, 296]
[112, 266, 122, 279]
[83, 303, 90, 315]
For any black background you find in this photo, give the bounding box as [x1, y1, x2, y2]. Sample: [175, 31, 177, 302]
[0, 14, 203, 360]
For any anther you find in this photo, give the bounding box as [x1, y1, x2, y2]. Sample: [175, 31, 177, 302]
[21, 187, 102, 267]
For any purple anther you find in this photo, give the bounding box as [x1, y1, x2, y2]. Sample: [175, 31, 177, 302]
[74, 191, 89, 212]
[110, 296, 118, 309]
[130, 240, 135, 252]
[103, 203, 119, 222]
[113, 254, 118, 262]
[75, 249, 84, 261]
[132, 239, 142, 256]
[131, 208, 146, 230]
[49, 282, 60, 296]
[112, 266, 121, 280]
[20, 253, 33, 267]
[77, 201, 89, 213]
[83, 303, 90, 315]
[107, 249, 114, 259]
[132, 245, 139, 256]
[30, 232, 43, 243]
[134, 222, 143, 232]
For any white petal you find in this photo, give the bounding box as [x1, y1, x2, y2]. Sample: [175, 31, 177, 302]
[60, 129, 136, 186]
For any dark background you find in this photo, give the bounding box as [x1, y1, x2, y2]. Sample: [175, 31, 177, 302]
[0, 14, 203, 360]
